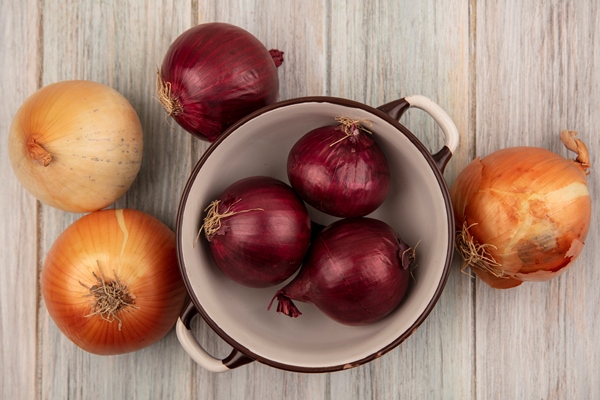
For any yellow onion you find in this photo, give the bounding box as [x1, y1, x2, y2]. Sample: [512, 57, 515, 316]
[8, 80, 143, 212]
[42, 209, 187, 355]
[450, 131, 591, 289]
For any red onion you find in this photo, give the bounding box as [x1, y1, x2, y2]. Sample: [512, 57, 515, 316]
[200, 176, 311, 288]
[287, 118, 391, 218]
[157, 22, 283, 142]
[269, 217, 414, 325]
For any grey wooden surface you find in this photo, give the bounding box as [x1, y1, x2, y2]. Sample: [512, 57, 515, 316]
[1, 1, 598, 399]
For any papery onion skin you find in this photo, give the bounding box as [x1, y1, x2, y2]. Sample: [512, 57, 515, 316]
[42, 209, 187, 355]
[270, 217, 413, 325]
[8, 80, 143, 213]
[202, 176, 311, 288]
[450, 131, 591, 289]
[158, 22, 281, 142]
[287, 121, 390, 218]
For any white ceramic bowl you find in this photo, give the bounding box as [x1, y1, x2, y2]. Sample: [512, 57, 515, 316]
[176, 95, 459, 373]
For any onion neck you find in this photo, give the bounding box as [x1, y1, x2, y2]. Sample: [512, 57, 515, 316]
[560, 130, 591, 175]
[27, 136, 52, 166]
[269, 49, 284, 67]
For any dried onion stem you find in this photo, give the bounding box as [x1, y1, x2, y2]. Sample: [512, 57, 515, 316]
[26, 137, 52, 166]
[560, 130, 591, 174]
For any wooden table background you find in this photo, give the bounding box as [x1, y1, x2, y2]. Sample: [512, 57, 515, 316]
[2, 1, 599, 399]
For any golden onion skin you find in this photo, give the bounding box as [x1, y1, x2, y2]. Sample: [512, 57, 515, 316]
[451, 144, 591, 289]
[42, 209, 187, 355]
[8, 80, 143, 212]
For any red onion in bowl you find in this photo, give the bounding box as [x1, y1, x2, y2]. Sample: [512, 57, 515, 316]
[199, 176, 311, 288]
[269, 217, 414, 325]
[287, 118, 391, 218]
[157, 22, 283, 142]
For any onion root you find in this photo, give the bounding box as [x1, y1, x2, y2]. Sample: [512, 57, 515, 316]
[404, 240, 420, 282]
[79, 264, 138, 331]
[197, 199, 263, 242]
[156, 68, 183, 117]
[455, 222, 504, 278]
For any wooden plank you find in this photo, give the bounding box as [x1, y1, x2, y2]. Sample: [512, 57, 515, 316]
[0, 1, 40, 399]
[328, 1, 474, 399]
[475, 1, 600, 399]
[37, 1, 195, 399]
[9, 0, 600, 398]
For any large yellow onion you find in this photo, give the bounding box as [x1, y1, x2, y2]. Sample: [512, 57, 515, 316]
[450, 131, 591, 289]
[8, 80, 143, 212]
[42, 209, 187, 355]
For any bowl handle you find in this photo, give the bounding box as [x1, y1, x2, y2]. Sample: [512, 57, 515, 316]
[176, 300, 255, 373]
[377, 95, 459, 173]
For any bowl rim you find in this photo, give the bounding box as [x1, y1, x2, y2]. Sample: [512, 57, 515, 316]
[175, 95, 455, 373]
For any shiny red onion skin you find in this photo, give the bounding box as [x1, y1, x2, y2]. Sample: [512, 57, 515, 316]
[161, 23, 280, 142]
[287, 125, 391, 218]
[272, 218, 412, 325]
[205, 176, 311, 288]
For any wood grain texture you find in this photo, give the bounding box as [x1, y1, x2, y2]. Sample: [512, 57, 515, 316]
[475, 1, 600, 399]
[2, 0, 600, 399]
[0, 1, 40, 400]
[36, 1, 195, 399]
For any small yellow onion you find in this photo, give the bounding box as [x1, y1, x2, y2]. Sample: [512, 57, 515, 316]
[42, 209, 187, 355]
[8, 80, 143, 212]
[451, 131, 591, 289]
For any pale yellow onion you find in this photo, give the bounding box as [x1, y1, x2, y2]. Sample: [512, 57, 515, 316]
[8, 80, 143, 212]
[451, 131, 591, 289]
[42, 209, 188, 355]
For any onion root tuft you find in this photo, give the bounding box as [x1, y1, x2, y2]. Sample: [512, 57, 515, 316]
[329, 117, 373, 146]
[80, 264, 138, 331]
[156, 68, 183, 117]
[196, 199, 263, 243]
[455, 222, 506, 279]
